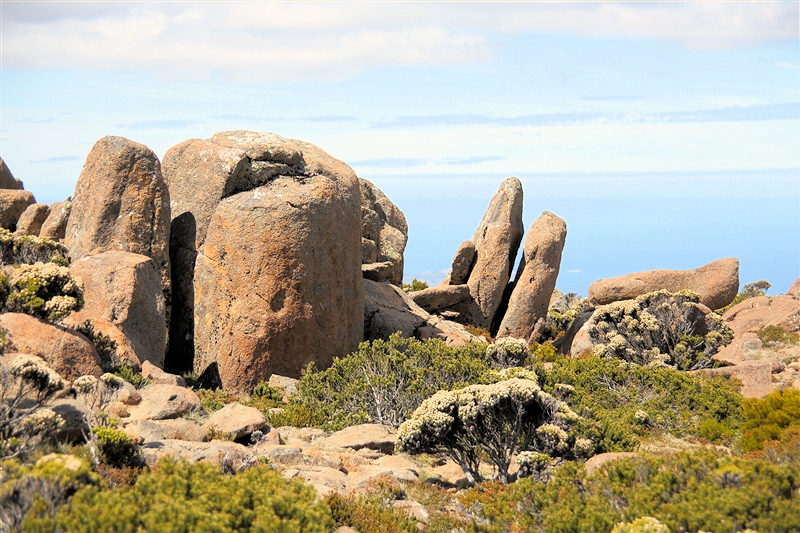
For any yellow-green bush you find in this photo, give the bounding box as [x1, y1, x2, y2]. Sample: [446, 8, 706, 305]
[3, 262, 84, 321]
[0, 228, 70, 266]
[741, 388, 800, 452]
[21, 459, 332, 533]
[326, 493, 417, 533]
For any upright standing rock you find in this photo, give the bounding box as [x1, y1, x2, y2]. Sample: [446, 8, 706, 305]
[164, 131, 363, 391]
[0, 190, 35, 231]
[359, 179, 408, 285]
[0, 158, 24, 190]
[64, 136, 171, 312]
[40, 200, 72, 240]
[497, 211, 567, 342]
[15, 203, 50, 236]
[465, 177, 524, 329]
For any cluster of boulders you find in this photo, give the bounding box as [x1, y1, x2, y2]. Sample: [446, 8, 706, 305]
[1, 130, 800, 491]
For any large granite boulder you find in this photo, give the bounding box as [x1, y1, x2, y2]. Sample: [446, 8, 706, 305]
[0, 157, 24, 190]
[588, 257, 739, 310]
[465, 177, 524, 329]
[14, 203, 50, 236]
[359, 178, 407, 285]
[497, 211, 567, 342]
[64, 136, 171, 310]
[40, 200, 72, 240]
[0, 313, 102, 380]
[68, 251, 167, 367]
[165, 131, 363, 391]
[0, 190, 36, 231]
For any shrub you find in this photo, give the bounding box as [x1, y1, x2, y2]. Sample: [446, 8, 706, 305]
[402, 278, 429, 293]
[110, 362, 149, 388]
[740, 388, 800, 452]
[20, 458, 332, 533]
[4, 262, 84, 321]
[75, 320, 118, 371]
[0, 354, 66, 459]
[585, 290, 733, 370]
[326, 493, 417, 533]
[756, 324, 800, 347]
[283, 334, 490, 431]
[541, 295, 591, 343]
[537, 355, 743, 450]
[717, 280, 771, 313]
[396, 376, 583, 484]
[460, 449, 800, 533]
[91, 427, 137, 468]
[611, 517, 670, 533]
[0, 228, 70, 266]
[486, 337, 530, 367]
[198, 387, 238, 414]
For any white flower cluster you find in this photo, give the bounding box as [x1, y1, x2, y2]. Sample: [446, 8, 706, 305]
[44, 295, 79, 316]
[516, 450, 551, 468]
[486, 337, 531, 367]
[572, 437, 593, 458]
[10, 262, 73, 286]
[536, 423, 569, 455]
[21, 408, 64, 431]
[485, 367, 539, 384]
[101, 373, 125, 389]
[11, 354, 65, 392]
[73, 375, 100, 393]
[396, 390, 457, 453]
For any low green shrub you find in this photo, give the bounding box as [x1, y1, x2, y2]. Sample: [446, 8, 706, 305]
[460, 449, 800, 533]
[402, 278, 429, 293]
[740, 388, 800, 452]
[326, 493, 417, 533]
[282, 334, 491, 431]
[537, 355, 743, 450]
[197, 387, 238, 414]
[757, 324, 800, 347]
[75, 320, 118, 371]
[3, 262, 84, 321]
[21, 458, 332, 533]
[111, 362, 150, 389]
[91, 427, 137, 468]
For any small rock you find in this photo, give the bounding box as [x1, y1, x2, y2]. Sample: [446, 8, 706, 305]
[14, 203, 50, 236]
[40, 200, 72, 240]
[323, 423, 397, 454]
[141, 360, 185, 386]
[204, 402, 266, 440]
[0, 190, 36, 231]
[268, 374, 298, 403]
[584, 452, 640, 475]
[127, 383, 200, 420]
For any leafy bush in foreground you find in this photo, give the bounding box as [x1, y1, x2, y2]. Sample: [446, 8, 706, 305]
[741, 388, 800, 452]
[461, 449, 800, 533]
[281, 334, 490, 431]
[3, 262, 84, 321]
[21, 459, 332, 533]
[0, 228, 70, 266]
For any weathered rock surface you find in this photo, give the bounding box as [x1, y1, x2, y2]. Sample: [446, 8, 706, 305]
[64, 136, 171, 311]
[141, 360, 185, 386]
[497, 211, 567, 342]
[410, 284, 472, 314]
[0, 158, 24, 190]
[715, 294, 800, 365]
[0, 190, 36, 231]
[169, 131, 363, 391]
[124, 418, 207, 443]
[363, 279, 479, 346]
[0, 313, 102, 380]
[322, 423, 397, 454]
[127, 383, 200, 420]
[69, 251, 167, 367]
[465, 177, 524, 329]
[204, 402, 266, 440]
[140, 439, 253, 469]
[694, 359, 780, 398]
[360, 178, 407, 285]
[39, 200, 72, 240]
[268, 374, 298, 403]
[584, 452, 640, 475]
[588, 258, 739, 310]
[788, 278, 800, 299]
[14, 203, 49, 236]
[445, 240, 477, 285]
[49, 398, 93, 441]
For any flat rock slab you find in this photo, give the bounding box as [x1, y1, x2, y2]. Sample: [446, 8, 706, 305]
[141, 360, 185, 386]
[127, 383, 201, 420]
[584, 452, 640, 476]
[124, 418, 207, 443]
[323, 423, 397, 454]
[694, 359, 780, 398]
[140, 439, 252, 469]
[204, 402, 266, 440]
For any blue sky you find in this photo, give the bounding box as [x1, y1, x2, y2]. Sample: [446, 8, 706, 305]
[1, 1, 798, 296]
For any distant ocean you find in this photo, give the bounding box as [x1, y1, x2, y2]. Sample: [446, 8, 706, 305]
[378, 168, 800, 297]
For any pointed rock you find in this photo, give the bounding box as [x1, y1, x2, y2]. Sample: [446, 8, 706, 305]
[360, 178, 407, 285]
[0, 158, 24, 190]
[497, 211, 567, 342]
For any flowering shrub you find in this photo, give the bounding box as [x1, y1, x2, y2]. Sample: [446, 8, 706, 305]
[486, 337, 530, 367]
[0, 354, 66, 459]
[396, 377, 583, 484]
[0, 228, 70, 266]
[4, 262, 83, 321]
[585, 290, 733, 370]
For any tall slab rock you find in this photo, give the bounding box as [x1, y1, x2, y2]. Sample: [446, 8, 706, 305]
[588, 257, 739, 310]
[497, 211, 567, 342]
[0, 190, 35, 231]
[465, 177, 524, 329]
[0, 157, 24, 190]
[40, 200, 72, 240]
[359, 179, 407, 285]
[164, 131, 363, 391]
[64, 136, 171, 312]
[69, 251, 167, 367]
[15, 203, 50, 236]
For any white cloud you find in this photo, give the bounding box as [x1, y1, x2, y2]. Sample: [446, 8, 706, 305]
[1, 2, 795, 82]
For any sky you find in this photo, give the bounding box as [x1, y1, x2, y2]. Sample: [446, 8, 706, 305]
[1, 1, 798, 297]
